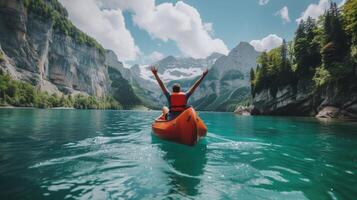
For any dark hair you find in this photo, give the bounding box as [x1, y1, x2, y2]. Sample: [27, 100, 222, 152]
[172, 83, 181, 93]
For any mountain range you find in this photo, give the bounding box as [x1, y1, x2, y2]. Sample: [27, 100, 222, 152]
[110, 41, 259, 111]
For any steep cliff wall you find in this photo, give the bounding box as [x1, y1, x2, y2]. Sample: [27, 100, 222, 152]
[252, 78, 357, 119]
[0, 0, 141, 108]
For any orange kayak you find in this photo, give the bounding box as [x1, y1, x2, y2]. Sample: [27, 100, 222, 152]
[152, 107, 207, 146]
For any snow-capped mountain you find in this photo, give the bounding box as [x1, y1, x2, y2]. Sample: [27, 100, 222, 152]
[184, 42, 260, 111]
[115, 42, 260, 111]
[162, 42, 260, 111]
[137, 52, 223, 83]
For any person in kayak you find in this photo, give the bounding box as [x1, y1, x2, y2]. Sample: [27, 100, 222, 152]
[151, 66, 208, 120]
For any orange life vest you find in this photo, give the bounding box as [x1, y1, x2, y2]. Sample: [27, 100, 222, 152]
[170, 92, 187, 112]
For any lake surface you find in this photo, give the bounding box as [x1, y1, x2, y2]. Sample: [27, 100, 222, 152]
[0, 109, 356, 200]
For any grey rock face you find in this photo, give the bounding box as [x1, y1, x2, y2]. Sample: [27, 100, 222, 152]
[252, 79, 315, 116]
[252, 79, 357, 119]
[234, 106, 252, 116]
[316, 106, 340, 118]
[188, 42, 260, 111]
[0, 0, 106, 96]
[46, 34, 109, 97]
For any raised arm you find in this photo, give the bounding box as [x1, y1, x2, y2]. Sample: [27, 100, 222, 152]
[186, 69, 208, 98]
[151, 66, 169, 96]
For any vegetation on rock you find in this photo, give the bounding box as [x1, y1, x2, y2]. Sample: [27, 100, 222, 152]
[107, 67, 141, 109]
[0, 72, 121, 109]
[0, 51, 4, 62]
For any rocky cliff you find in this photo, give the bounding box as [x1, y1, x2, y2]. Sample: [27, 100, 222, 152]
[189, 42, 260, 111]
[252, 78, 357, 119]
[0, 0, 141, 108]
[250, 1, 357, 119]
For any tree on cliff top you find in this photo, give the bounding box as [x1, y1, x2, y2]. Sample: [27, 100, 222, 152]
[251, 1, 355, 95]
[342, 0, 357, 60]
[322, 2, 349, 65]
[294, 17, 321, 78]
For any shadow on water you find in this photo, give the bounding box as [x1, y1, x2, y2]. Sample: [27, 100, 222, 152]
[151, 134, 207, 197]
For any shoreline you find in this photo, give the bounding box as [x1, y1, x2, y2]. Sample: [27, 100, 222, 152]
[1, 105, 356, 121]
[0, 105, 149, 111]
[0, 105, 35, 109]
[0, 105, 75, 109]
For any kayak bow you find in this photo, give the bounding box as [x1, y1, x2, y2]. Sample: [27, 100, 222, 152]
[152, 107, 207, 146]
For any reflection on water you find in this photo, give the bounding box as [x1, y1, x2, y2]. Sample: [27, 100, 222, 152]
[152, 135, 207, 197]
[0, 109, 357, 199]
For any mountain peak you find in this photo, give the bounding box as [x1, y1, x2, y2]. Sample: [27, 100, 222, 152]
[229, 42, 257, 57]
[206, 52, 224, 60]
[159, 55, 176, 63]
[235, 41, 253, 50]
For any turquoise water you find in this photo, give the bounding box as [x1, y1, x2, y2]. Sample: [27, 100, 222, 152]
[0, 109, 356, 200]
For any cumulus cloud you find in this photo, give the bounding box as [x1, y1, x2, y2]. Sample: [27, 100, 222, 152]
[126, 51, 165, 65]
[98, 0, 229, 59]
[159, 67, 203, 82]
[250, 34, 283, 52]
[59, 0, 139, 61]
[148, 51, 165, 62]
[259, 0, 269, 6]
[275, 6, 291, 24]
[296, 0, 330, 23]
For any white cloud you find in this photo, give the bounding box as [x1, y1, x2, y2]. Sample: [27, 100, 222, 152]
[99, 0, 229, 59]
[138, 65, 155, 82]
[125, 51, 165, 66]
[250, 34, 283, 52]
[275, 6, 291, 24]
[148, 51, 165, 62]
[59, 0, 139, 61]
[139, 65, 203, 83]
[203, 22, 213, 34]
[296, 0, 330, 23]
[160, 67, 203, 82]
[259, 0, 269, 6]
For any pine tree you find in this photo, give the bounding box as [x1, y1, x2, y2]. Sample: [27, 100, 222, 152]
[342, 0, 357, 66]
[294, 20, 307, 74]
[250, 68, 255, 94]
[259, 52, 269, 81]
[250, 68, 255, 82]
[322, 2, 349, 65]
[281, 39, 288, 70]
[343, 0, 357, 46]
[305, 17, 321, 69]
[294, 17, 321, 77]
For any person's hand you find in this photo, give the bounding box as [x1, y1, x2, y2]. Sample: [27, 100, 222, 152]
[202, 69, 208, 76]
[150, 66, 158, 75]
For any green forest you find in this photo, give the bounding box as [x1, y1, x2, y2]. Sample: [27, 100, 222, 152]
[0, 73, 122, 109]
[251, 1, 357, 96]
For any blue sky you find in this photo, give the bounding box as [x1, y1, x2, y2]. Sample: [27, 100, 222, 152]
[60, 0, 346, 64]
[129, 0, 307, 56]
